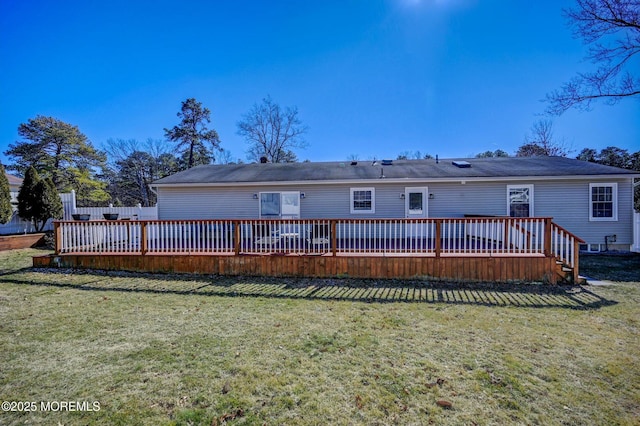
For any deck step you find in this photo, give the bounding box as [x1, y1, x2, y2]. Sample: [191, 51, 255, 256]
[553, 258, 577, 284]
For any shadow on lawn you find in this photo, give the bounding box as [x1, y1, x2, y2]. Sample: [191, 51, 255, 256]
[0, 267, 618, 310]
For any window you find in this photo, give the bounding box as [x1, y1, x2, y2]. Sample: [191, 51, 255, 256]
[589, 183, 617, 221]
[409, 192, 423, 213]
[507, 185, 533, 217]
[350, 188, 375, 214]
[260, 193, 280, 217]
[259, 192, 300, 218]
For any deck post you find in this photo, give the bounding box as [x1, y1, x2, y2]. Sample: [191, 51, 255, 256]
[573, 239, 580, 283]
[544, 218, 552, 256]
[435, 219, 441, 258]
[54, 221, 61, 255]
[140, 221, 148, 255]
[234, 221, 241, 255]
[331, 220, 337, 256]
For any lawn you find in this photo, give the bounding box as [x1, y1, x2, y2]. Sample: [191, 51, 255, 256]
[0, 249, 638, 425]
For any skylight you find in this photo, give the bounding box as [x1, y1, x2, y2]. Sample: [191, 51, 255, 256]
[452, 161, 471, 168]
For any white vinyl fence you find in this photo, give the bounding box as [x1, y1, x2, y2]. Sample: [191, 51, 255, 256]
[0, 189, 157, 235]
[0, 192, 75, 235]
[0, 212, 49, 235]
[64, 190, 158, 221]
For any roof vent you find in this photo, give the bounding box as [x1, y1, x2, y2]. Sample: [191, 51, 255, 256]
[259, 156, 268, 163]
[381, 159, 393, 166]
[350, 161, 358, 166]
[452, 160, 471, 168]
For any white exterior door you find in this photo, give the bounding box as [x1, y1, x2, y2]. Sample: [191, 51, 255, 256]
[405, 187, 428, 219]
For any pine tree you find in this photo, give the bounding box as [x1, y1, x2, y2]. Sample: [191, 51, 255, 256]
[0, 163, 13, 224]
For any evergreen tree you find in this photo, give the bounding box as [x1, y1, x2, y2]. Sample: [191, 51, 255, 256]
[164, 98, 221, 169]
[17, 166, 40, 228]
[0, 163, 13, 224]
[17, 167, 61, 231]
[5, 116, 108, 205]
[36, 178, 63, 230]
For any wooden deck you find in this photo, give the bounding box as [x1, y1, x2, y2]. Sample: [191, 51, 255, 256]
[34, 253, 559, 283]
[35, 217, 585, 284]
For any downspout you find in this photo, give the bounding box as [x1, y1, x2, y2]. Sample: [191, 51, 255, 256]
[148, 184, 158, 206]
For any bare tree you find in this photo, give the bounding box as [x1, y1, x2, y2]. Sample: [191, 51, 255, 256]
[102, 138, 180, 206]
[217, 149, 242, 164]
[546, 0, 640, 114]
[516, 120, 571, 157]
[237, 96, 308, 163]
[103, 138, 172, 166]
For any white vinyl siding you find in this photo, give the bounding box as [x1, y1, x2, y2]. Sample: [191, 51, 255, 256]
[350, 187, 375, 214]
[589, 183, 617, 221]
[155, 178, 634, 246]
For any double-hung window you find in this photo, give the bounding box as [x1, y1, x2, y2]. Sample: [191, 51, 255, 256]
[507, 185, 533, 217]
[350, 188, 375, 214]
[589, 183, 617, 221]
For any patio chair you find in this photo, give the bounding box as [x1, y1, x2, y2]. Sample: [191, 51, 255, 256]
[253, 223, 279, 247]
[307, 223, 330, 247]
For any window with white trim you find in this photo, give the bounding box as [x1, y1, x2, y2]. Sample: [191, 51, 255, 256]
[507, 185, 533, 217]
[589, 183, 617, 221]
[350, 188, 375, 214]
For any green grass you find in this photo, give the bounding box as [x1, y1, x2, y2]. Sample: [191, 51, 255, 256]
[0, 249, 639, 425]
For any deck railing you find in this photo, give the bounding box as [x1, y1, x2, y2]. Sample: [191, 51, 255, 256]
[551, 222, 585, 281]
[55, 217, 581, 269]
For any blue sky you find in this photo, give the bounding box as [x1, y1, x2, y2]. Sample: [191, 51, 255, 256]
[1, 0, 638, 166]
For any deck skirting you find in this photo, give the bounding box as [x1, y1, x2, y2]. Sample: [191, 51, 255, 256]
[33, 253, 560, 284]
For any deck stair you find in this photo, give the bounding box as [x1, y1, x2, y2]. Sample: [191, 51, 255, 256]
[550, 222, 586, 285]
[554, 259, 587, 285]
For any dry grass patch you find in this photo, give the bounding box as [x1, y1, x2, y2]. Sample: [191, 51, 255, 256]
[0, 249, 638, 425]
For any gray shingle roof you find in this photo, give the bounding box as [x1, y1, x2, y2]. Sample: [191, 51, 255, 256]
[153, 156, 638, 185]
[5, 173, 22, 187]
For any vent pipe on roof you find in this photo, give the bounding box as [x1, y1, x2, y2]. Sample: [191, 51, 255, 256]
[260, 156, 268, 163]
[436, 155, 439, 164]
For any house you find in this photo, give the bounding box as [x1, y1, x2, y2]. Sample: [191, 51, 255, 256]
[6, 172, 22, 193]
[152, 156, 639, 252]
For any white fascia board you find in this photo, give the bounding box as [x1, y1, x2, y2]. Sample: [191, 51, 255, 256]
[151, 173, 639, 189]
